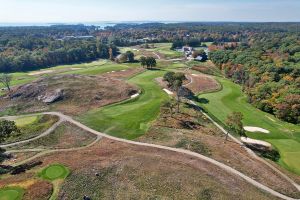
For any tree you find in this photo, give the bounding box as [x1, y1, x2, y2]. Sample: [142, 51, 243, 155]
[225, 112, 246, 140]
[0, 73, 12, 92]
[162, 99, 176, 117]
[140, 56, 147, 68]
[163, 72, 176, 87]
[109, 48, 114, 61]
[0, 120, 19, 142]
[126, 51, 135, 62]
[146, 57, 156, 69]
[163, 72, 187, 112]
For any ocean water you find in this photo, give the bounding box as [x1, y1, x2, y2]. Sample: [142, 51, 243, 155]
[0, 21, 179, 28]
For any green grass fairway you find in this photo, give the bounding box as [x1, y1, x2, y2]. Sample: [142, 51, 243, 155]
[14, 116, 38, 127]
[39, 164, 70, 181]
[198, 77, 300, 175]
[79, 70, 169, 139]
[0, 187, 24, 200]
[146, 43, 183, 59]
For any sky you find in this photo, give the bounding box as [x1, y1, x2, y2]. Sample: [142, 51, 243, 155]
[0, 0, 300, 23]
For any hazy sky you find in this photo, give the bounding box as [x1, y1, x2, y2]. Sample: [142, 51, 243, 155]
[0, 0, 300, 23]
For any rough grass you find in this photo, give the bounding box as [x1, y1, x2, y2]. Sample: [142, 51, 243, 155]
[2, 115, 59, 145]
[0, 186, 24, 200]
[8, 122, 97, 150]
[198, 77, 300, 175]
[79, 70, 169, 139]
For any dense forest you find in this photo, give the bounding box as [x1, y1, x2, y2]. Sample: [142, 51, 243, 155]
[0, 25, 117, 72]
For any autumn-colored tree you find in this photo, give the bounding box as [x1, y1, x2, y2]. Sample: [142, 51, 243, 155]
[225, 112, 246, 140]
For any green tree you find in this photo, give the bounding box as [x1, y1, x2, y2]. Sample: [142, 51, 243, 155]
[225, 112, 246, 140]
[146, 57, 156, 69]
[0, 120, 19, 142]
[140, 56, 147, 68]
[126, 51, 135, 62]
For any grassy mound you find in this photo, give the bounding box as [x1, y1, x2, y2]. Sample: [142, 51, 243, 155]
[199, 77, 300, 175]
[2, 115, 59, 145]
[14, 116, 38, 127]
[0, 187, 24, 200]
[79, 70, 168, 139]
[39, 164, 70, 181]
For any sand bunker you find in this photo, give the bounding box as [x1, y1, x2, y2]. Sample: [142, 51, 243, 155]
[241, 137, 271, 147]
[163, 89, 174, 95]
[131, 93, 140, 99]
[244, 126, 270, 134]
[29, 70, 53, 76]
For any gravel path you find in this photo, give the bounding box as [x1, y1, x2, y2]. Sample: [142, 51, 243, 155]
[2, 111, 299, 199]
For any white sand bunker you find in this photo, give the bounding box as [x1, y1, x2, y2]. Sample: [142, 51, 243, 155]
[244, 126, 270, 134]
[241, 137, 271, 148]
[163, 89, 174, 95]
[131, 93, 140, 99]
[29, 70, 53, 76]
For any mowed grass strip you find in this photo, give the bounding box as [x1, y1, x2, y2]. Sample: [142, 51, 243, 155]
[198, 77, 300, 175]
[79, 70, 169, 139]
[39, 164, 70, 181]
[0, 187, 24, 200]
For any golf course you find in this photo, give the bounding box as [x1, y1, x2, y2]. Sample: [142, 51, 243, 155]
[79, 69, 169, 139]
[199, 77, 300, 175]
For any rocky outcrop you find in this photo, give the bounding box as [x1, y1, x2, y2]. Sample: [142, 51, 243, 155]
[39, 89, 64, 103]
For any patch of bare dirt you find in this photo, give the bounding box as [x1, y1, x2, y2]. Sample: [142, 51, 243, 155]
[37, 139, 275, 199]
[185, 73, 221, 94]
[138, 104, 300, 198]
[1, 74, 138, 116]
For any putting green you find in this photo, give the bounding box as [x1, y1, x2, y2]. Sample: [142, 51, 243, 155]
[199, 77, 300, 175]
[39, 164, 70, 181]
[0, 187, 24, 200]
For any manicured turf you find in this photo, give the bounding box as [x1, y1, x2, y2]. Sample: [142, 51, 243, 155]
[39, 164, 70, 181]
[198, 77, 300, 175]
[0, 187, 24, 200]
[146, 43, 183, 59]
[14, 116, 38, 127]
[79, 70, 169, 139]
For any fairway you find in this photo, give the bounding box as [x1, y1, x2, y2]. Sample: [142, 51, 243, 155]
[79, 70, 169, 139]
[0, 187, 24, 200]
[198, 77, 300, 175]
[39, 164, 70, 181]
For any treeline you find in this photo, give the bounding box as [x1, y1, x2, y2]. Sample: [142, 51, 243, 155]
[0, 25, 117, 72]
[98, 22, 300, 47]
[0, 39, 117, 72]
[209, 33, 300, 124]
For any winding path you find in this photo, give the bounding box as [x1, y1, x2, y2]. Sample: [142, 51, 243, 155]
[0, 118, 64, 148]
[1, 111, 299, 200]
